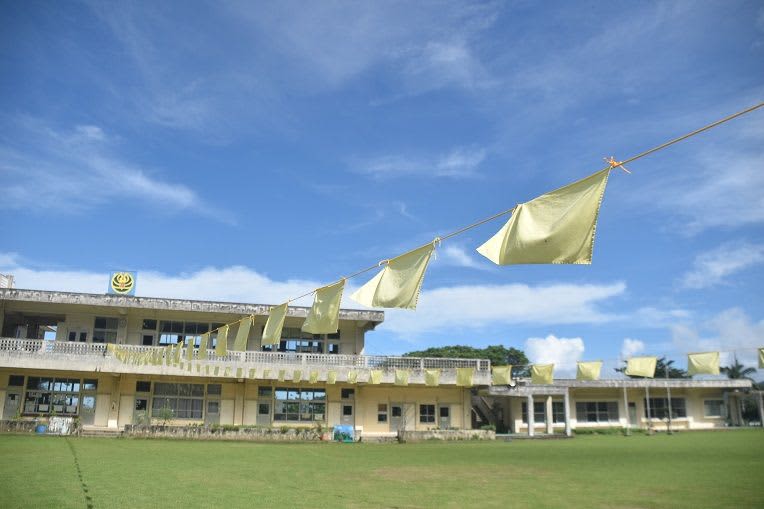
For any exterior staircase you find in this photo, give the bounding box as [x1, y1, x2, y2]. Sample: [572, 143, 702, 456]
[471, 394, 496, 428]
[78, 426, 122, 438]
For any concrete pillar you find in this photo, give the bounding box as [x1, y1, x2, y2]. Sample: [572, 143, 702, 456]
[758, 392, 763, 429]
[564, 389, 572, 437]
[527, 394, 534, 437]
[545, 395, 553, 434]
[623, 386, 631, 436]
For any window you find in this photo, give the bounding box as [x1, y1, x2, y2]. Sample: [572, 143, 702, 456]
[209, 401, 221, 414]
[136, 381, 151, 393]
[262, 328, 340, 354]
[142, 335, 154, 346]
[552, 402, 565, 423]
[576, 402, 619, 423]
[151, 383, 205, 419]
[158, 321, 212, 347]
[9, 375, 24, 387]
[343, 405, 353, 416]
[704, 400, 725, 418]
[142, 319, 157, 330]
[82, 379, 98, 391]
[341, 388, 355, 400]
[273, 387, 326, 422]
[378, 404, 388, 423]
[521, 402, 546, 424]
[258, 386, 272, 397]
[135, 399, 147, 411]
[207, 384, 222, 396]
[93, 317, 119, 344]
[420, 404, 435, 423]
[69, 331, 87, 342]
[24, 377, 81, 415]
[644, 398, 687, 419]
[257, 403, 268, 415]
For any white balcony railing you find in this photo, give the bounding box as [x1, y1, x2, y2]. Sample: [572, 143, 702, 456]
[0, 337, 491, 373]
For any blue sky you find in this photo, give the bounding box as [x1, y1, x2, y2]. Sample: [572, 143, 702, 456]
[1, 1, 763, 373]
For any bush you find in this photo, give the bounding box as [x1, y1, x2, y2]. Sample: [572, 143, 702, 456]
[480, 424, 496, 431]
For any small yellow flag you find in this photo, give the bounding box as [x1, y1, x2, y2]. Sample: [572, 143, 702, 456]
[576, 361, 602, 381]
[625, 356, 657, 378]
[350, 243, 435, 309]
[456, 367, 474, 387]
[346, 370, 358, 384]
[236, 367, 243, 379]
[185, 338, 194, 361]
[492, 366, 512, 385]
[224, 367, 231, 378]
[302, 280, 345, 334]
[477, 169, 610, 265]
[326, 370, 337, 384]
[262, 303, 288, 346]
[232, 316, 252, 351]
[369, 370, 383, 384]
[687, 352, 720, 376]
[262, 369, 271, 379]
[394, 369, 409, 386]
[214, 366, 220, 376]
[198, 333, 209, 360]
[278, 369, 286, 382]
[215, 325, 229, 357]
[293, 370, 302, 382]
[759, 348, 764, 369]
[309, 370, 319, 384]
[531, 364, 554, 384]
[425, 369, 440, 386]
[205, 365, 210, 375]
[248, 368, 256, 379]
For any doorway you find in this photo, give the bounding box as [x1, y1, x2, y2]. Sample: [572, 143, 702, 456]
[256, 400, 270, 426]
[438, 405, 451, 429]
[81, 395, 96, 425]
[390, 403, 415, 431]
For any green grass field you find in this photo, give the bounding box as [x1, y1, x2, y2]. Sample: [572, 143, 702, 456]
[0, 431, 762, 508]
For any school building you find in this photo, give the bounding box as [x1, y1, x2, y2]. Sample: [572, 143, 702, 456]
[0, 287, 755, 438]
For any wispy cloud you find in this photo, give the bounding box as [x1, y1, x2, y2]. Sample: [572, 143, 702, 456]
[351, 146, 487, 179]
[437, 245, 489, 270]
[0, 117, 233, 222]
[680, 241, 764, 289]
[621, 338, 645, 359]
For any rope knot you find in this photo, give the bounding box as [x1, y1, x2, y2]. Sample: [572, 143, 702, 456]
[604, 156, 631, 174]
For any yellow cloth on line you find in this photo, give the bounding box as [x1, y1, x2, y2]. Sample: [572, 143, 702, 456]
[531, 364, 554, 384]
[350, 243, 435, 310]
[262, 369, 271, 379]
[456, 367, 474, 387]
[759, 348, 764, 369]
[186, 363, 192, 372]
[232, 316, 252, 351]
[326, 370, 337, 384]
[249, 368, 256, 379]
[278, 369, 286, 382]
[425, 369, 440, 386]
[213, 366, 220, 376]
[576, 361, 602, 381]
[224, 367, 231, 378]
[236, 367, 243, 379]
[185, 338, 194, 361]
[394, 369, 409, 386]
[346, 370, 358, 384]
[687, 352, 720, 376]
[205, 365, 210, 375]
[173, 344, 181, 365]
[198, 333, 209, 360]
[309, 370, 319, 384]
[477, 169, 611, 265]
[625, 356, 657, 378]
[302, 280, 345, 334]
[492, 366, 512, 385]
[215, 325, 229, 358]
[262, 303, 288, 346]
[196, 364, 201, 373]
[293, 370, 302, 382]
[165, 345, 172, 366]
[369, 370, 383, 384]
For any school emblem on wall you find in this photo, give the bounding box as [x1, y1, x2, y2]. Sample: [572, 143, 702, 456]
[109, 272, 136, 295]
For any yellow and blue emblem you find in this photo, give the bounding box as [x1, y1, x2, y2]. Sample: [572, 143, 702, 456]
[109, 271, 136, 295]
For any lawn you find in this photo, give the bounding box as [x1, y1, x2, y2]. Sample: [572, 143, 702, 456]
[0, 430, 762, 508]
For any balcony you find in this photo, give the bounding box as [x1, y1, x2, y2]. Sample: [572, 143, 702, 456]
[0, 338, 492, 386]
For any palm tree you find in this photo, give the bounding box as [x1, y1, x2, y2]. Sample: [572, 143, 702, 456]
[720, 356, 756, 381]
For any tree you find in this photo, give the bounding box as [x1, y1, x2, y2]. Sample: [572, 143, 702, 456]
[720, 356, 756, 381]
[616, 357, 688, 379]
[403, 345, 530, 377]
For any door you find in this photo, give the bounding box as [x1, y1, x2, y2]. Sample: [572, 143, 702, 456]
[81, 395, 96, 425]
[205, 400, 220, 425]
[68, 329, 88, 342]
[438, 405, 451, 429]
[340, 403, 354, 426]
[628, 402, 637, 426]
[256, 400, 270, 426]
[134, 397, 149, 425]
[3, 391, 21, 420]
[390, 403, 414, 431]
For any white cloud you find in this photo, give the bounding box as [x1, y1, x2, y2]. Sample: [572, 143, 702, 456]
[670, 308, 764, 370]
[0, 118, 233, 223]
[437, 245, 488, 270]
[380, 282, 625, 336]
[351, 146, 487, 179]
[621, 338, 645, 359]
[525, 335, 585, 377]
[680, 241, 764, 289]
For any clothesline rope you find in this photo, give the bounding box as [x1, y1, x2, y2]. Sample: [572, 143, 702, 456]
[208, 101, 764, 336]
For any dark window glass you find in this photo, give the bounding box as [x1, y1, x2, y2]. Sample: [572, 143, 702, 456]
[135, 399, 148, 411]
[439, 406, 450, 418]
[258, 386, 273, 397]
[142, 319, 157, 330]
[392, 406, 402, 417]
[9, 375, 24, 387]
[82, 379, 98, 391]
[68, 332, 76, 342]
[136, 381, 151, 393]
[207, 384, 222, 396]
[142, 335, 154, 346]
[419, 404, 435, 423]
[343, 405, 353, 416]
[258, 403, 269, 414]
[341, 389, 355, 399]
